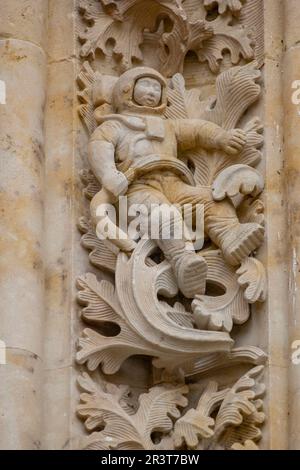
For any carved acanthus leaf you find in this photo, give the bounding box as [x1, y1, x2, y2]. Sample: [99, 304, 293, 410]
[204, 0, 245, 16]
[231, 440, 259, 450]
[166, 63, 263, 187]
[237, 258, 267, 303]
[166, 66, 263, 179]
[240, 0, 264, 68]
[78, 217, 117, 273]
[79, 169, 101, 200]
[77, 60, 98, 134]
[76, 273, 160, 374]
[237, 197, 265, 226]
[200, 61, 261, 130]
[196, 12, 254, 73]
[76, 246, 235, 375]
[78, 373, 188, 450]
[192, 249, 250, 332]
[214, 366, 265, 447]
[173, 365, 265, 450]
[100, 0, 190, 20]
[173, 381, 226, 449]
[212, 164, 264, 203]
[78, 0, 257, 76]
[182, 346, 267, 378]
[79, 0, 198, 75]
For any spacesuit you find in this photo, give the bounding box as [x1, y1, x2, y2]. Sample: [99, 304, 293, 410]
[89, 67, 264, 298]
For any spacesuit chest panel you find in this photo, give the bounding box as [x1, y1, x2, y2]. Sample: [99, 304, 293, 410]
[115, 119, 177, 164]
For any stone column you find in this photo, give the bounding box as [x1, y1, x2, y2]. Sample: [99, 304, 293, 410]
[42, 0, 80, 450]
[283, 0, 300, 451]
[263, 0, 289, 451]
[0, 0, 48, 449]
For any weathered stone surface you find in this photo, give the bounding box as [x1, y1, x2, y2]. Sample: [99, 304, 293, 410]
[0, 349, 42, 450]
[0, 39, 46, 356]
[0, 2, 47, 451]
[283, 9, 300, 448]
[1, 0, 300, 451]
[75, 0, 268, 451]
[0, 0, 48, 50]
[48, 0, 76, 62]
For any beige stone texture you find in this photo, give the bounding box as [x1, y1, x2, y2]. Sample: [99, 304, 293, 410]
[0, 0, 48, 451]
[42, 0, 78, 450]
[260, 0, 289, 450]
[75, 0, 268, 452]
[0, 39, 46, 357]
[0, 0, 48, 50]
[0, 349, 42, 449]
[283, 1, 300, 449]
[1, 0, 300, 451]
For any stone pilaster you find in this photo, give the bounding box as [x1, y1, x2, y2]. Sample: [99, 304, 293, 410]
[263, 0, 289, 451]
[283, 0, 300, 451]
[42, 0, 78, 450]
[0, 0, 48, 449]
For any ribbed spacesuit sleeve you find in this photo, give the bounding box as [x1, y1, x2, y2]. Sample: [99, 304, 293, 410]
[174, 119, 223, 151]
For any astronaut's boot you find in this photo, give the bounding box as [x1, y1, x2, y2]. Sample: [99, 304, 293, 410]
[208, 217, 265, 266]
[157, 239, 208, 299]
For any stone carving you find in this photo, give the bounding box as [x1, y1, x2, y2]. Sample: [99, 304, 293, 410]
[77, 373, 188, 450]
[78, 0, 263, 76]
[204, 0, 245, 15]
[76, 0, 266, 451]
[77, 366, 265, 450]
[173, 366, 265, 450]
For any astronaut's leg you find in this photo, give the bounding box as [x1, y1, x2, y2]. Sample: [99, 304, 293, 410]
[168, 179, 264, 267]
[150, 204, 207, 298]
[201, 196, 264, 266]
[127, 180, 207, 298]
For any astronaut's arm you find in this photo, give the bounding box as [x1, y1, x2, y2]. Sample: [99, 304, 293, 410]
[88, 139, 128, 197]
[175, 119, 247, 155]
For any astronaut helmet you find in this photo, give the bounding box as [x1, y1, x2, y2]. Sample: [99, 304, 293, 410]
[112, 67, 168, 115]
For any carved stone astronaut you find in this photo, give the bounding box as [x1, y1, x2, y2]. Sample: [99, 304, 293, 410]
[89, 67, 264, 299]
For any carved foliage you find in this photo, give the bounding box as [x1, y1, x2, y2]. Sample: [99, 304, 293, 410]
[167, 62, 264, 187]
[173, 366, 265, 450]
[77, 366, 265, 450]
[76, 0, 267, 452]
[204, 0, 245, 15]
[76, 247, 236, 376]
[78, 0, 261, 76]
[78, 373, 188, 450]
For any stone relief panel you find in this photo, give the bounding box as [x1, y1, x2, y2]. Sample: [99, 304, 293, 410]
[75, 0, 267, 450]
